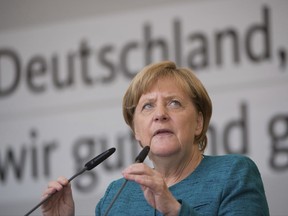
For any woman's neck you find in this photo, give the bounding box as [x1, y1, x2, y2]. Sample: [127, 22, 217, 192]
[152, 149, 203, 187]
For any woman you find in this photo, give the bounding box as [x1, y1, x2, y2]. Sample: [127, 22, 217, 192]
[42, 61, 269, 215]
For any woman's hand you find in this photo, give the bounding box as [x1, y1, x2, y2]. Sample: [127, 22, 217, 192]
[41, 176, 75, 216]
[122, 164, 180, 216]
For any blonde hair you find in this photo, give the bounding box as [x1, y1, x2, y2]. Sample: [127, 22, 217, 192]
[122, 61, 212, 151]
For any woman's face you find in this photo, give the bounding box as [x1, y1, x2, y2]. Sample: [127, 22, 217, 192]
[133, 76, 203, 158]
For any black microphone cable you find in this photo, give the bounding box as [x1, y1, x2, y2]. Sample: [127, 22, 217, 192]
[24, 147, 116, 216]
[103, 146, 150, 216]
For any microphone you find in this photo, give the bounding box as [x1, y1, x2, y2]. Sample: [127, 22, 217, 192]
[134, 145, 150, 163]
[103, 146, 150, 216]
[24, 147, 116, 216]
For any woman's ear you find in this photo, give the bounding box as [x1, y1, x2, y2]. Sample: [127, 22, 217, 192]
[133, 131, 143, 147]
[195, 112, 204, 135]
[133, 127, 139, 140]
[138, 141, 143, 148]
[133, 127, 142, 145]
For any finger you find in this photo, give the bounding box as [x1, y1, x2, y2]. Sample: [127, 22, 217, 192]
[47, 175, 69, 189]
[57, 176, 69, 186]
[134, 174, 158, 187]
[48, 181, 63, 190]
[122, 163, 151, 176]
[42, 187, 57, 199]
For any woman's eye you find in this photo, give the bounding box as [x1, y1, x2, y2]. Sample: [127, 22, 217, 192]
[170, 100, 181, 107]
[142, 103, 153, 110]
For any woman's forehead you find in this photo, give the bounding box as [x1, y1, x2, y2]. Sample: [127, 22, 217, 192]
[139, 78, 189, 101]
[143, 76, 188, 94]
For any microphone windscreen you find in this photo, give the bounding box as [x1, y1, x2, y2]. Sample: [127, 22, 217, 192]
[85, 147, 116, 170]
[134, 146, 150, 163]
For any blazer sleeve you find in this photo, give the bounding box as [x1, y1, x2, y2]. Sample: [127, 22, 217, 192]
[218, 155, 270, 216]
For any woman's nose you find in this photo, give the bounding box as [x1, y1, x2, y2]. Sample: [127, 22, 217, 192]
[153, 106, 169, 121]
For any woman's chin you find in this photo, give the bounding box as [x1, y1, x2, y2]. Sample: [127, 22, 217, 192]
[150, 143, 180, 157]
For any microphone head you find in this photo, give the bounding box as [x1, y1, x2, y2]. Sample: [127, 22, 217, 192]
[135, 146, 150, 163]
[85, 147, 116, 170]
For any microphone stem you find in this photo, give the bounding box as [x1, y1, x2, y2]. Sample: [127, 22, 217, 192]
[103, 179, 128, 216]
[24, 192, 53, 216]
[102, 146, 150, 216]
[68, 167, 87, 182]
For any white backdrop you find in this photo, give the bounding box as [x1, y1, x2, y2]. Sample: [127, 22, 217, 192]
[0, 0, 287, 215]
